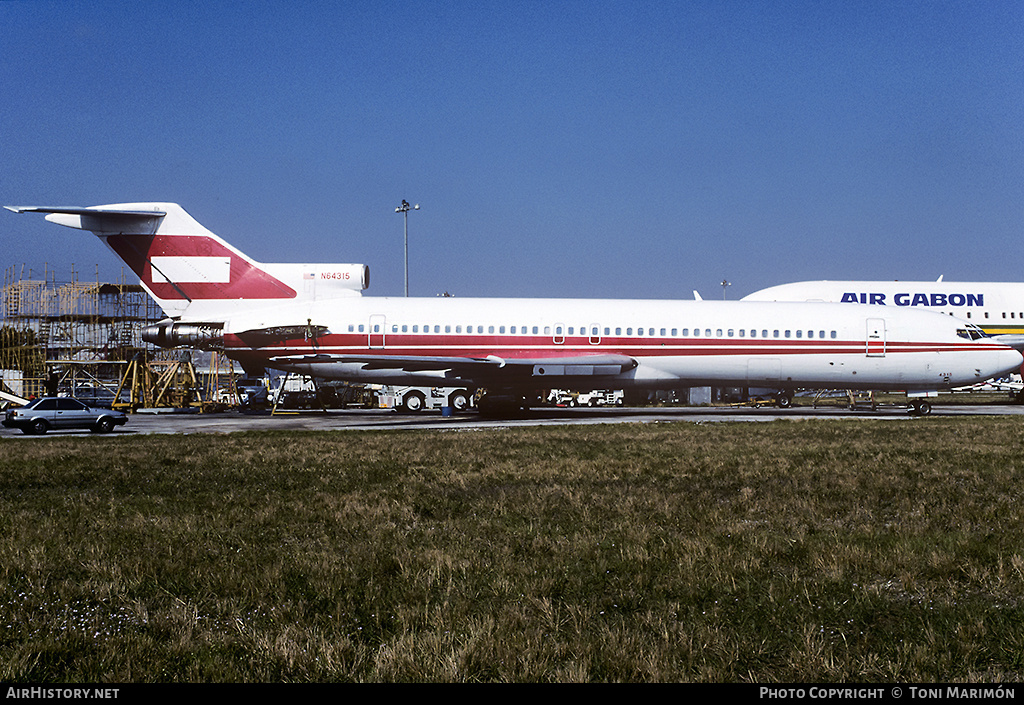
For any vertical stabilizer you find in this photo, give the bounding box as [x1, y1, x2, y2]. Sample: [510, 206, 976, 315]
[5, 203, 368, 321]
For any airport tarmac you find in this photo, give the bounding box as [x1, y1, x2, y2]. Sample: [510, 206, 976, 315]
[3, 402, 1024, 437]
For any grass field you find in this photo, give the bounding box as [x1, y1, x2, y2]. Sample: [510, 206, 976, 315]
[2, 417, 1023, 682]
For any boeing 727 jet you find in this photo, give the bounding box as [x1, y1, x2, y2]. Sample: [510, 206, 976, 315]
[7, 203, 1021, 414]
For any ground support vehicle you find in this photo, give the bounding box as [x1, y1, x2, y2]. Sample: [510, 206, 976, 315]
[547, 389, 624, 407]
[377, 386, 474, 413]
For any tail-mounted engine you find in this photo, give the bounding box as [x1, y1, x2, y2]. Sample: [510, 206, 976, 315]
[142, 319, 224, 348]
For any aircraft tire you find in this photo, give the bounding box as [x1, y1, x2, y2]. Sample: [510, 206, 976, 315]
[909, 399, 931, 416]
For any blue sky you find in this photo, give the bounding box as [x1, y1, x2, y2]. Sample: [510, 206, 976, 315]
[2, 0, 1022, 300]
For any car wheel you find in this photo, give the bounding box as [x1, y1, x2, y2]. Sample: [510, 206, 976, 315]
[93, 418, 116, 433]
[27, 419, 48, 435]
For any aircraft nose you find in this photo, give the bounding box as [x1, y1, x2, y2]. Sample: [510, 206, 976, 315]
[996, 346, 1024, 376]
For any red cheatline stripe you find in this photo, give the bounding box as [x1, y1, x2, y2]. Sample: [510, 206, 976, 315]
[224, 333, 1000, 357]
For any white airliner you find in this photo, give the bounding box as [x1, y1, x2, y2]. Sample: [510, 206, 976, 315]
[743, 279, 1024, 349]
[7, 203, 1021, 414]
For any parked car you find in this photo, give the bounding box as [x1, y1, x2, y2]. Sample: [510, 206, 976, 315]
[235, 378, 270, 409]
[3, 397, 128, 435]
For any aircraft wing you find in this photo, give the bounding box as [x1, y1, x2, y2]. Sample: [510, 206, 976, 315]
[268, 352, 638, 381]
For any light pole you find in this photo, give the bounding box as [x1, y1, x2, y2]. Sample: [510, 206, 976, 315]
[395, 199, 419, 296]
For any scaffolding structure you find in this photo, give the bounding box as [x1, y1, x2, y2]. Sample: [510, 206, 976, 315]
[1, 264, 165, 400]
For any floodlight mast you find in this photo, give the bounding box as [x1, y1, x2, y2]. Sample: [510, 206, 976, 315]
[395, 199, 419, 296]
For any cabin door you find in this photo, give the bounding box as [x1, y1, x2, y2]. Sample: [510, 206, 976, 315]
[866, 318, 886, 357]
[369, 314, 386, 349]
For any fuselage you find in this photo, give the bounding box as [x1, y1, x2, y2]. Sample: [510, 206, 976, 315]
[744, 280, 1024, 337]
[218, 296, 1022, 392]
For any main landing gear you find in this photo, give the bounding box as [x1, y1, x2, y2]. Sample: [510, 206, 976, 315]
[908, 399, 932, 416]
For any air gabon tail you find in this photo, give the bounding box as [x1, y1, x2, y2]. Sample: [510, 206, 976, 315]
[5, 203, 368, 321]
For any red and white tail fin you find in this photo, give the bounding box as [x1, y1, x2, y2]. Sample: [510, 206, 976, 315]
[5, 203, 368, 320]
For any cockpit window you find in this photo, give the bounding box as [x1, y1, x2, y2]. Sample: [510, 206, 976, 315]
[957, 326, 987, 341]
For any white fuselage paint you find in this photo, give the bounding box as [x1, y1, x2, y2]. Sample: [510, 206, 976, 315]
[219, 296, 1022, 392]
[744, 280, 1024, 337]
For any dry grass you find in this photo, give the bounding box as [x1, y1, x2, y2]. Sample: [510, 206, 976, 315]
[1, 418, 1023, 682]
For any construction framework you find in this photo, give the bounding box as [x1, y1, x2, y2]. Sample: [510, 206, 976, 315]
[1, 264, 165, 400]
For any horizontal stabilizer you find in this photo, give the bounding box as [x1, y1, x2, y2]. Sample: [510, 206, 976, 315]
[5, 205, 167, 217]
[5, 205, 167, 234]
